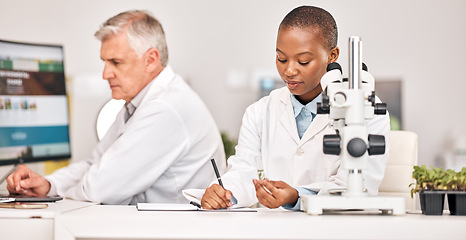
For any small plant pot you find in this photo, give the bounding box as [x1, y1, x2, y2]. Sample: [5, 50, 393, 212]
[419, 191, 445, 215]
[447, 191, 466, 216]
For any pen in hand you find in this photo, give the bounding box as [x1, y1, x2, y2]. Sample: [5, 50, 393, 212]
[211, 158, 223, 187]
[210, 159, 237, 205]
[190, 201, 201, 208]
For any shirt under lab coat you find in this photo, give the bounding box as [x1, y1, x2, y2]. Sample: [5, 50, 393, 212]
[45, 66, 226, 205]
[221, 86, 390, 208]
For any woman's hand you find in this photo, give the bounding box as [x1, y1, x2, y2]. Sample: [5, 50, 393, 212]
[201, 184, 234, 209]
[252, 178, 298, 209]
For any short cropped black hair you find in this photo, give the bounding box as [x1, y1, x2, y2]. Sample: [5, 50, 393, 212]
[279, 6, 338, 50]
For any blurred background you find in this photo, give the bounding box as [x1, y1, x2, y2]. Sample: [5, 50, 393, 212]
[1, 0, 465, 183]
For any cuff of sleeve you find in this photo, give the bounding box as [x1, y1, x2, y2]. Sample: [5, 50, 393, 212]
[44, 175, 58, 197]
[282, 187, 317, 211]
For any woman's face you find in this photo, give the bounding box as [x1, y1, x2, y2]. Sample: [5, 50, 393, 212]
[276, 27, 339, 104]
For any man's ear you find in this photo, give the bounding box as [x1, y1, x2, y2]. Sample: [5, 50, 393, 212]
[145, 48, 161, 72]
[328, 46, 340, 63]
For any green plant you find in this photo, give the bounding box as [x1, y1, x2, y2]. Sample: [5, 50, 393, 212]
[445, 168, 466, 191]
[410, 165, 466, 198]
[221, 132, 237, 159]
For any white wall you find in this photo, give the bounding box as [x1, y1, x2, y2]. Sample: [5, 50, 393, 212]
[1, 0, 465, 176]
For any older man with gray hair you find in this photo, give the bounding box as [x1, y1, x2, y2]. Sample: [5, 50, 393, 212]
[7, 10, 226, 205]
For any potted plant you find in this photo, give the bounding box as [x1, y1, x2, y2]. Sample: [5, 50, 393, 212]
[410, 165, 466, 215]
[410, 165, 447, 215]
[445, 168, 466, 215]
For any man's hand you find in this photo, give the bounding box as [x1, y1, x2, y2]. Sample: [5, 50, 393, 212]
[6, 164, 51, 197]
[201, 184, 234, 209]
[252, 178, 298, 209]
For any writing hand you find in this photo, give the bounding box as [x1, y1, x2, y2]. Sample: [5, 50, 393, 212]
[6, 164, 51, 197]
[252, 178, 298, 209]
[201, 184, 234, 209]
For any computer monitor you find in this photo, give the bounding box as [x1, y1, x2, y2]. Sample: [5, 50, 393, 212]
[0, 39, 71, 166]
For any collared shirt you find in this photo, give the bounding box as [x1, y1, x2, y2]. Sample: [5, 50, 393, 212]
[290, 93, 321, 139]
[129, 79, 152, 110]
[124, 102, 135, 123]
[124, 80, 152, 122]
[282, 93, 321, 210]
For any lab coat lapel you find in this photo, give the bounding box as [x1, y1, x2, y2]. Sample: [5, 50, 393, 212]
[299, 114, 329, 145]
[114, 110, 127, 138]
[98, 109, 127, 151]
[279, 90, 300, 144]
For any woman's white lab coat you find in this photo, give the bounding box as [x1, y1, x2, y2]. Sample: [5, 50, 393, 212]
[221, 87, 390, 207]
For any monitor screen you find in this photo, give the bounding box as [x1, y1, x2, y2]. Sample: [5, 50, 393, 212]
[0, 39, 71, 166]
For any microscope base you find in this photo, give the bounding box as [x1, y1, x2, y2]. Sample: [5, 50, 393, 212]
[300, 195, 406, 215]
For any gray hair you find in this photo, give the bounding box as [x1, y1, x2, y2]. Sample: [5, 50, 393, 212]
[95, 10, 169, 67]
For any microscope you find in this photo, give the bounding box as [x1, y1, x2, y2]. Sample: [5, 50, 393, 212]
[300, 37, 405, 215]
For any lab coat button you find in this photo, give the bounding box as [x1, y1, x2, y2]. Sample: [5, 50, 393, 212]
[296, 148, 304, 155]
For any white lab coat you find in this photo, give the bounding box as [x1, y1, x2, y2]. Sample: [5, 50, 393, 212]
[221, 87, 390, 207]
[45, 66, 226, 205]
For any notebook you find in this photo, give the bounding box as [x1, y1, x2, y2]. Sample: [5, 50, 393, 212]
[136, 202, 256, 212]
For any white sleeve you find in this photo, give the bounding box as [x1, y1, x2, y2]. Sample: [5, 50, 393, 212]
[45, 132, 106, 197]
[220, 103, 262, 207]
[45, 158, 93, 197]
[48, 100, 190, 204]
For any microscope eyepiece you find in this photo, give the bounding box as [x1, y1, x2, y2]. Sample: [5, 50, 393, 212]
[327, 62, 342, 73]
[362, 62, 368, 71]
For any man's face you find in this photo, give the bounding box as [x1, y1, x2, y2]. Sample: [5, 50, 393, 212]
[276, 27, 337, 104]
[100, 31, 148, 102]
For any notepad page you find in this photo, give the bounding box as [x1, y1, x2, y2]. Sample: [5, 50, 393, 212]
[137, 203, 198, 211]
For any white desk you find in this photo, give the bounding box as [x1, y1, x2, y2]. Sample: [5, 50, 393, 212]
[56, 205, 466, 240]
[0, 199, 95, 240]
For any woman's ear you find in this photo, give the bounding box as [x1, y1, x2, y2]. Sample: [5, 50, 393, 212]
[328, 46, 340, 63]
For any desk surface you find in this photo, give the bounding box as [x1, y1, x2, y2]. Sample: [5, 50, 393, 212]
[0, 199, 96, 240]
[0, 198, 95, 219]
[56, 205, 466, 240]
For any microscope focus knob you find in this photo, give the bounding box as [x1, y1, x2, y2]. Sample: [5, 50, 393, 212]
[368, 91, 376, 105]
[323, 134, 341, 155]
[374, 103, 387, 115]
[347, 138, 367, 157]
[368, 134, 385, 155]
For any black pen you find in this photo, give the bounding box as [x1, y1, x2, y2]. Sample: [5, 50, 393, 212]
[190, 201, 201, 208]
[211, 159, 223, 187]
[210, 158, 237, 204]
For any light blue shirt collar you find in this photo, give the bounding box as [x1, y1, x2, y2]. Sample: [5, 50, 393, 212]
[290, 93, 322, 139]
[290, 94, 321, 117]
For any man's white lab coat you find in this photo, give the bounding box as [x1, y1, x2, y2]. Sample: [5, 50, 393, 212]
[45, 66, 226, 204]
